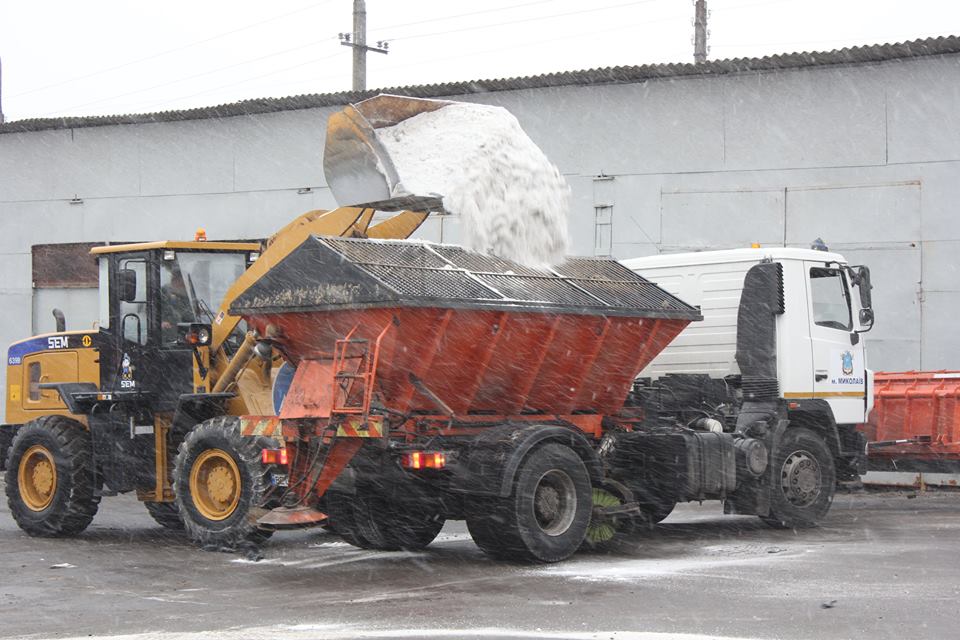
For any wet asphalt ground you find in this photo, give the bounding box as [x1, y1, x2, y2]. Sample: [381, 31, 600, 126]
[1, 481, 958, 640]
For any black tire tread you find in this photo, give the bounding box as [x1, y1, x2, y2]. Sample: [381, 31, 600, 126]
[466, 442, 591, 563]
[173, 416, 274, 549]
[761, 427, 836, 529]
[327, 489, 444, 551]
[144, 501, 184, 530]
[4, 415, 100, 537]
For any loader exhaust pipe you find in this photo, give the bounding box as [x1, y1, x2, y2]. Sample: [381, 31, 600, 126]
[52, 308, 66, 333]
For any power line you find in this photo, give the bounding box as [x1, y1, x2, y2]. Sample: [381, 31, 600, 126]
[367, 0, 565, 34]
[711, 29, 959, 49]
[11, 0, 336, 98]
[125, 12, 692, 114]
[371, 13, 689, 78]
[132, 51, 352, 114]
[41, 36, 341, 116]
[382, 0, 660, 44]
[13, 0, 561, 100]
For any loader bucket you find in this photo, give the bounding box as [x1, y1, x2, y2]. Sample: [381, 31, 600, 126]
[323, 94, 454, 209]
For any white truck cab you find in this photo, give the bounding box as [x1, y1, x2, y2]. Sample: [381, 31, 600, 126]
[623, 247, 874, 425]
[623, 246, 874, 497]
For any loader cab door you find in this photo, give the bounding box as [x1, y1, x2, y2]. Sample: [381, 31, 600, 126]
[806, 264, 867, 424]
[106, 251, 193, 411]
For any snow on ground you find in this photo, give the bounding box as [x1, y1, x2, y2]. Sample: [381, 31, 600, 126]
[31, 626, 763, 640]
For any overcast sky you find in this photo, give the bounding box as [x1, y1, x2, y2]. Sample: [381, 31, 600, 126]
[1, 0, 957, 122]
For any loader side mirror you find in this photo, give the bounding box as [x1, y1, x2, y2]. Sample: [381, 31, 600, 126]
[119, 268, 138, 302]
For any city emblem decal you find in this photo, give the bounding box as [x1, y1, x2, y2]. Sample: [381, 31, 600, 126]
[841, 350, 854, 376]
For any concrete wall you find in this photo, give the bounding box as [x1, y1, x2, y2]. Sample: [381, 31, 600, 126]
[2, 53, 959, 416]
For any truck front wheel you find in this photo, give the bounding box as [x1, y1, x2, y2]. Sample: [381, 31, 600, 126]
[466, 443, 591, 563]
[761, 427, 835, 529]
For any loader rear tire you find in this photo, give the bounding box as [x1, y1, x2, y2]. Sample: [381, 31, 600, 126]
[466, 443, 591, 563]
[761, 427, 835, 529]
[144, 501, 184, 531]
[174, 417, 274, 550]
[4, 416, 100, 537]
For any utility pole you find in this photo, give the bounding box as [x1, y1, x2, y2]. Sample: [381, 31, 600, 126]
[694, 0, 708, 64]
[339, 0, 389, 92]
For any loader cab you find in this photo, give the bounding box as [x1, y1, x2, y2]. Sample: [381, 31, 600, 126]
[92, 241, 259, 410]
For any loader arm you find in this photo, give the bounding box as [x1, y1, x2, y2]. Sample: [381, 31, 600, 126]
[206, 206, 428, 397]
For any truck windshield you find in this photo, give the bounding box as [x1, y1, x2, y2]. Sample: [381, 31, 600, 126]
[160, 252, 247, 343]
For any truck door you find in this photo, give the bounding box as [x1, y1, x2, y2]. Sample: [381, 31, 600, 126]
[806, 264, 867, 424]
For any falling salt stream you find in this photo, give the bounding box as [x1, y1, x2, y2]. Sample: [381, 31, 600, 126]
[375, 102, 570, 269]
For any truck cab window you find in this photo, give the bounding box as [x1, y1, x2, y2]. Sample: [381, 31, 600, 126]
[810, 267, 852, 331]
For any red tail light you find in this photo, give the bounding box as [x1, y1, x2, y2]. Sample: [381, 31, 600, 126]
[401, 451, 446, 470]
[261, 448, 289, 465]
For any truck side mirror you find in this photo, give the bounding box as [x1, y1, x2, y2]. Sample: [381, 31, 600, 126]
[859, 308, 875, 326]
[119, 268, 138, 302]
[855, 266, 872, 310]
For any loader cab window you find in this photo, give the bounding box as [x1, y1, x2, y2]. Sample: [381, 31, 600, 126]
[160, 261, 195, 344]
[172, 252, 247, 324]
[810, 267, 852, 331]
[118, 258, 149, 345]
[166, 251, 249, 347]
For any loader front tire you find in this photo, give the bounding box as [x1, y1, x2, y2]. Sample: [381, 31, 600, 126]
[4, 416, 100, 537]
[761, 427, 835, 529]
[174, 417, 274, 549]
[466, 443, 591, 563]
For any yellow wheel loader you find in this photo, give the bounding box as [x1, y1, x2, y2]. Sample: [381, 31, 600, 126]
[1, 205, 428, 541]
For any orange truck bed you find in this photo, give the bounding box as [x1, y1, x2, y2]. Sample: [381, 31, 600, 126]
[861, 371, 960, 470]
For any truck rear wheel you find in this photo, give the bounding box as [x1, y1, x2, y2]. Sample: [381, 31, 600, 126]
[466, 443, 591, 563]
[761, 427, 835, 529]
[4, 416, 100, 537]
[174, 417, 274, 549]
[326, 489, 444, 551]
[144, 501, 184, 530]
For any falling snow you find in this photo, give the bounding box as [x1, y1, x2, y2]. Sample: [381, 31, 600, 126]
[376, 102, 570, 268]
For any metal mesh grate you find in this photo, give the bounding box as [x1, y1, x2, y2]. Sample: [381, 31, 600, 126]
[306, 237, 700, 318]
[324, 237, 450, 268]
[554, 257, 642, 281]
[570, 279, 687, 311]
[430, 245, 545, 276]
[362, 265, 499, 300]
[477, 274, 602, 306]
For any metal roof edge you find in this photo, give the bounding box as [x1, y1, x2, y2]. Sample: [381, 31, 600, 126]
[3, 34, 959, 134]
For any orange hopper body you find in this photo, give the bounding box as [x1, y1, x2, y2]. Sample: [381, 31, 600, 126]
[231, 236, 700, 421]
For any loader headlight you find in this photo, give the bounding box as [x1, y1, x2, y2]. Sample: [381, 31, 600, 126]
[178, 323, 212, 346]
